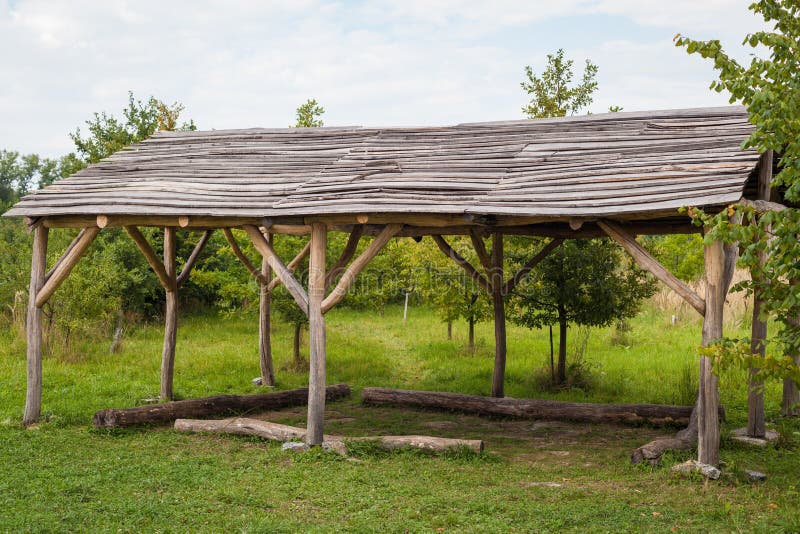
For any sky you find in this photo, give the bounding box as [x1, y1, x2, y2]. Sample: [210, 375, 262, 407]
[0, 0, 768, 158]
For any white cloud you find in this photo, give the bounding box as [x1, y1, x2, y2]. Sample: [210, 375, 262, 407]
[0, 0, 769, 158]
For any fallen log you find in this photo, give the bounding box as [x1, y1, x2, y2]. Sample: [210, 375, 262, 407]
[93, 384, 351, 428]
[174, 417, 484, 454]
[362, 387, 725, 427]
[630, 405, 698, 465]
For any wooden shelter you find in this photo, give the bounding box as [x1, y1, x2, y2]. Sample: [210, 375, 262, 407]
[5, 105, 772, 466]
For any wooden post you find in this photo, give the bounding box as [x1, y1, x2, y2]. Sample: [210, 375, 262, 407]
[698, 237, 725, 466]
[306, 222, 327, 445]
[161, 227, 178, 401]
[259, 233, 275, 387]
[490, 233, 506, 398]
[23, 225, 49, 425]
[784, 315, 800, 416]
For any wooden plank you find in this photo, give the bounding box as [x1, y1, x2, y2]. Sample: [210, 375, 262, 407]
[124, 226, 176, 291]
[23, 226, 48, 426]
[321, 224, 403, 313]
[242, 225, 309, 312]
[161, 227, 178, 401]
[306, 222, 327, 445]
[35, 227, 100, 307]
[176, 230, 213, 287]
[598, 220, 706, 316]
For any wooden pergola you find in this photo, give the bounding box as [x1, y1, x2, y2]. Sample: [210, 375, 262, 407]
[5, 106, 772, 466]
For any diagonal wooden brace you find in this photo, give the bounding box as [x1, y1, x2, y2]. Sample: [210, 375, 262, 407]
[243, 225, 309, 313]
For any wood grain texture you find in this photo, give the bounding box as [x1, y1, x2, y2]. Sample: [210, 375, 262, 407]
[4, 107, 759, 225]
[161, 227, 178, 401]
[306, 222, 327, 445]
[259, 234, 275, 387]
[23, 226, 48, 425]
[243, 225, 309, 312]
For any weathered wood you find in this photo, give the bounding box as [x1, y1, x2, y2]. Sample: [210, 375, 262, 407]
[223, 228, 267, 284]
[173, 417, 483, 453]
[490, 233, 506, 398]
[259, 233, 275, 387]
[325, 225, 364, 289]
[469, 229, 492, 274]
[176, 230, 213, 287]
[45, 227, 89, 279]
[698, 237, 725, 466]
[161, 227, 178, 401]
[321, 223, 402, 313]
[747, 150, 772, 436]
[306, 222, 327, 445]
[431, 235, 491, 293]
[35, 227, 100, 307]
[599, 220, 706, 316]
[93, 384, 351, 427]
[502, 238, 563, 295]
[23, 225, 48, 426]
[362, 387, 719, 426]
[243, 225, 309, 312]
[265, 240, 311, 292]
[124, 226, 176, 291]
[784, 315, 800, 416]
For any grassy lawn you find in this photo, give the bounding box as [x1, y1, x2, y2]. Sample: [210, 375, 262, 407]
[1, 304, 798, 532]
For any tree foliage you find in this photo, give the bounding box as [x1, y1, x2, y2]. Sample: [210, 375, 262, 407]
[521, 49, 598, 119]
[676, 0, 800, 376]
[292, 98, 325, 128]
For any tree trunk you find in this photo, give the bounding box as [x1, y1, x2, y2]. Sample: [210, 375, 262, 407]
[362, 387, 719, 427]
[93, 384, 351, 428]
[557, 310, 568, 385]
[549, 324, 555, 384]
[174, 417, 484, 454]
[293, 323, 303, 367]
[468, 316, 475, 352]
[783, 315, 800, 416]
[447, 320, 453, 340]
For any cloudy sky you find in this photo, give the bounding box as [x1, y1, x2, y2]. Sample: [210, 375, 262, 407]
[0, 0, 766, 158]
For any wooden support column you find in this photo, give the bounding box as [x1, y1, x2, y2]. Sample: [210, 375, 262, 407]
[23, 225, 49, 426]
[490, 233, 506, 398]
[698, 237, 725, 466]
[748, 150, 772, 435]
[259, 233, 275, 387]
[161, 227, 178, 401]
[306, 222, 327, 445]
[784, 314, 800, 416]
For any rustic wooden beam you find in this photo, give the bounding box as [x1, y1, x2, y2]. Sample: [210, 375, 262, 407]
[93, 384, 351, 427]
[502, 238, 563, 295]
[598, 220, 706, 316]
[325, 225, 365, 289]
[469, 229, 493, 276]
[698, 237, 725, 466]
[174, 417, 484, 454]
[321, 224, 403, 313]
[161, 227, 178, 401]
[124, 226, 176, 291]
[223, 228, 267, 284]
[431, 235, 491, 294]
[45, 228, 89, 280]
[265, 241, 311, 292]
[490, 232, 506, 398]
[307, 222, 327, 445]
[242, 225, 309, 312]
[23, 225, 48, 426]
[35, 227, 100, 307]
[176, 230, 213, 287]
[259, 233, 275, 387]
[748, 150, 773, 437]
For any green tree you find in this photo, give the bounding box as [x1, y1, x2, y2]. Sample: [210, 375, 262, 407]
[675, 0, 800, 401]
[521, 49, 598, 118]
[511, 239, 656, 385]
[292, 99, 325, 128]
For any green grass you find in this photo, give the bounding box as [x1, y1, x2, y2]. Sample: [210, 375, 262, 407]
[1, 305, 798, 532]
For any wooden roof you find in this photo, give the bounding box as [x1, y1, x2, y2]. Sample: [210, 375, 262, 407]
[5, 106, 759, 227]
